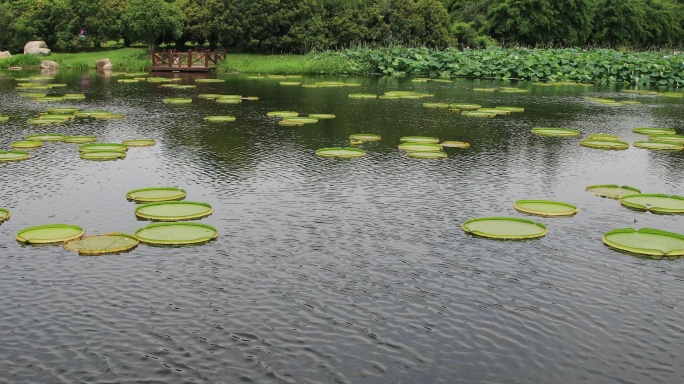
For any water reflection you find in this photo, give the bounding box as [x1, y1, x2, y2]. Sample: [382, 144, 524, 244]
[0, 70, 682, 383]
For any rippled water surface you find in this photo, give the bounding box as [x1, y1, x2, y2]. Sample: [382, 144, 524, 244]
[1, 70, 683, 383]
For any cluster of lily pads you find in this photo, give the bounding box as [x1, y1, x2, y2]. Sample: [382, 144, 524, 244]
[531, 126, 684, 151]
[424, 102, 525, 118]
[266, 110, 336, 127]
[461, 184, 684, 258]
[6, 186, 218, 256]
[316, 134, 470, 160]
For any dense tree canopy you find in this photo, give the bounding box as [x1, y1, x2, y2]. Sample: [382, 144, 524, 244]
[0, 0, 682, 53]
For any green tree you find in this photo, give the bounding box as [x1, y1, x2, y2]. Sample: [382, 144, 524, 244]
[0, 2, 17, 51]
[121, 0, 186, 51]
[62, 0, 119, 49]
[488, 0, 592, 46]
[176, 0, 224, 48]
[10, 0, 72, 50]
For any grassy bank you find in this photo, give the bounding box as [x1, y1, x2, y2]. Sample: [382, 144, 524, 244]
[0, 49, 360, 75]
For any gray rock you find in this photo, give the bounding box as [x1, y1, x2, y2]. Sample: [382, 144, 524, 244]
[24, 41, 50, 55]
[0, 51, 11, 59]
[40, 60, 59, 69]
[96, 58, 112, 69]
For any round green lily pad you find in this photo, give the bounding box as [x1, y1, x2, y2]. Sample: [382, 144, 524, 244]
[632, 127, 676, 135]
[452, 104, 481, 110]
[514, 200, 579, 216]
[348, 94, 377, 99]
[461, 111, 496, 118]
[126, 187, 187, 203]
[441, 141, 470, 148]
[12, 141, 43, 149]
[73, 110, 111, 118]
[603, 228, 684, 256]
[195, 79, 225, 83]
[633, 141, 683, 150]
[619, 194, 684, 213]
[80, 151, 127, 160]
[25, 134, 67, 141]
[315, 147, 366, 158]
[134, 201, 213, 221]
[423, 103, 451, 109]
[495, 106, 525, 112]
[45, 107, 79, 114]
[135, 222, 218, 245]
[588, 133, 620, 141]
[282, 117, 318, 124]
[0, 150, 30, 162]
[531, 128, 580, 137]
[123, 139, 156, 147]
[349, 134, 381, 142]
[0, 114, 9, 121]
[308, 114, 335, 119]
[462, 217, 547, 240]
[400, 136, 440, 144]
[204, 116, 236, 122]
[267, 111, 299, 118]
[647, 134, 684, 144]
[407, 151, 447, 159]
[586, 184, 641, 199]
[64, 233, 139, 256]
[398, 142, 443, 152]
[79, 143, 128, 152]
[0, 208, 10, 223]
[163, 98, 192, 104]
[278, 120, 305, 127]
[477, 108, 510, 115]
[63, 135, 97, 144]
[579, 139, 629, 150]
[16, 224, 84, 244]
[92, 113, 125, 120]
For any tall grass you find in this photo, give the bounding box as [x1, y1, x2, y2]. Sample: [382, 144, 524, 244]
[0, 48, 149, 71]
[218, 51, 364, 75]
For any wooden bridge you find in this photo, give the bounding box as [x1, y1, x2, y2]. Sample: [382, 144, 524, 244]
[149, 49, 226, 72]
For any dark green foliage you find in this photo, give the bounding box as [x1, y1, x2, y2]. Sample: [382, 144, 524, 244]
[344, 46, 684, 86]
[121, 0, 186, 51]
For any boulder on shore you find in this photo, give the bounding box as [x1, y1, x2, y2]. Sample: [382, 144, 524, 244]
[96, 58, 112, 70]
[0, 51, 11, 59]
[40, 60, 59, 69]
[24, 41, 51, 56]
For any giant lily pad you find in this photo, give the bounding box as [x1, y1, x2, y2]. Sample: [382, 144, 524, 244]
[25, 134, 68, 142]
[647, 134, 684, 144]
[441, 141, 470, 148]
[632, 127, 676, 135]
[407, 151, 447, 159]
[349, 134, 381, 142]
[267, 111, 299, 118]
[588, 134, 620, 141]
[514, 200, 579, 216]
[12, 141, 43, 149]
[602, 228, 684, 257]
[80, 151, 126, 161]
[64, 233, 139, 256]
[134, 201, 213, 221]
[163, 98, 192, 104]
[531, 128, 580, 137]
[633, 141, 683, 151]
[348, 94, 377, 99]
[462, 217, 547, 240]
[400, 136, 440, 144]
[0, 208, 10, 223]
[63, 136, 97, 144]
[204, 116, 236, 122]
[135, 222, 218, 245]
[579, 139, 629, 150]
[398, 142, 443, 152]
[316, 147, 366, 158]
[126, 187, 187, 203]
[78, 143, 128, 152]
[586, 184, 641, 199]
[123, 139, 156, 147]
[16, 224, 84, 244]
[0, 150, 30, 162]
[619, 194, 684, 213]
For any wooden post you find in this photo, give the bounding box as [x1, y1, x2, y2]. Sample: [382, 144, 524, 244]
[152, 50, 156, 66]
[205, 51, 209, 67]
[167, 49, 173, 67]
[187, 49, 192, 67]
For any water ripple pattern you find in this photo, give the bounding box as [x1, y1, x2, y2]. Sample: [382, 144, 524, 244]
[0, 72, 683, 383]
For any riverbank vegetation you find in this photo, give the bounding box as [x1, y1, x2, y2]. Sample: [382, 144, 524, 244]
[1, 0, 683, 54]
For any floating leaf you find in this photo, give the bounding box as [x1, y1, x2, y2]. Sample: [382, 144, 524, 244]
[462, 217, 547, 240]
[0, 150, 30, 162]
[620, 194, 684, 213]
[407, 151, 447, 159]
[16, 224, 84, 244]
[400, 136, 440, 144]
[123, 139, 156, 147]
[514, 200, 579, 216]
[135, 222, 218, 245]
[633, 141, 683, 151]
[316, 147, 366, 158]
[64, 233, 139, 256]
[531, 128, 580, 137]
[126, 187, 187, 203]
[586, 184, 641, 199]
[204, 116, 237, 122]
[134, 201, 213, 221]
[603, 228, 684, 256]
[441, 141, 470, 148]
[12, 141, 43, 149]
[579, 139, 629, 150]
[349, 134, 381, 142]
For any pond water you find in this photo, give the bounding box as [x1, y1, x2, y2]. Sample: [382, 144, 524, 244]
[1, 70, 683, 383]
